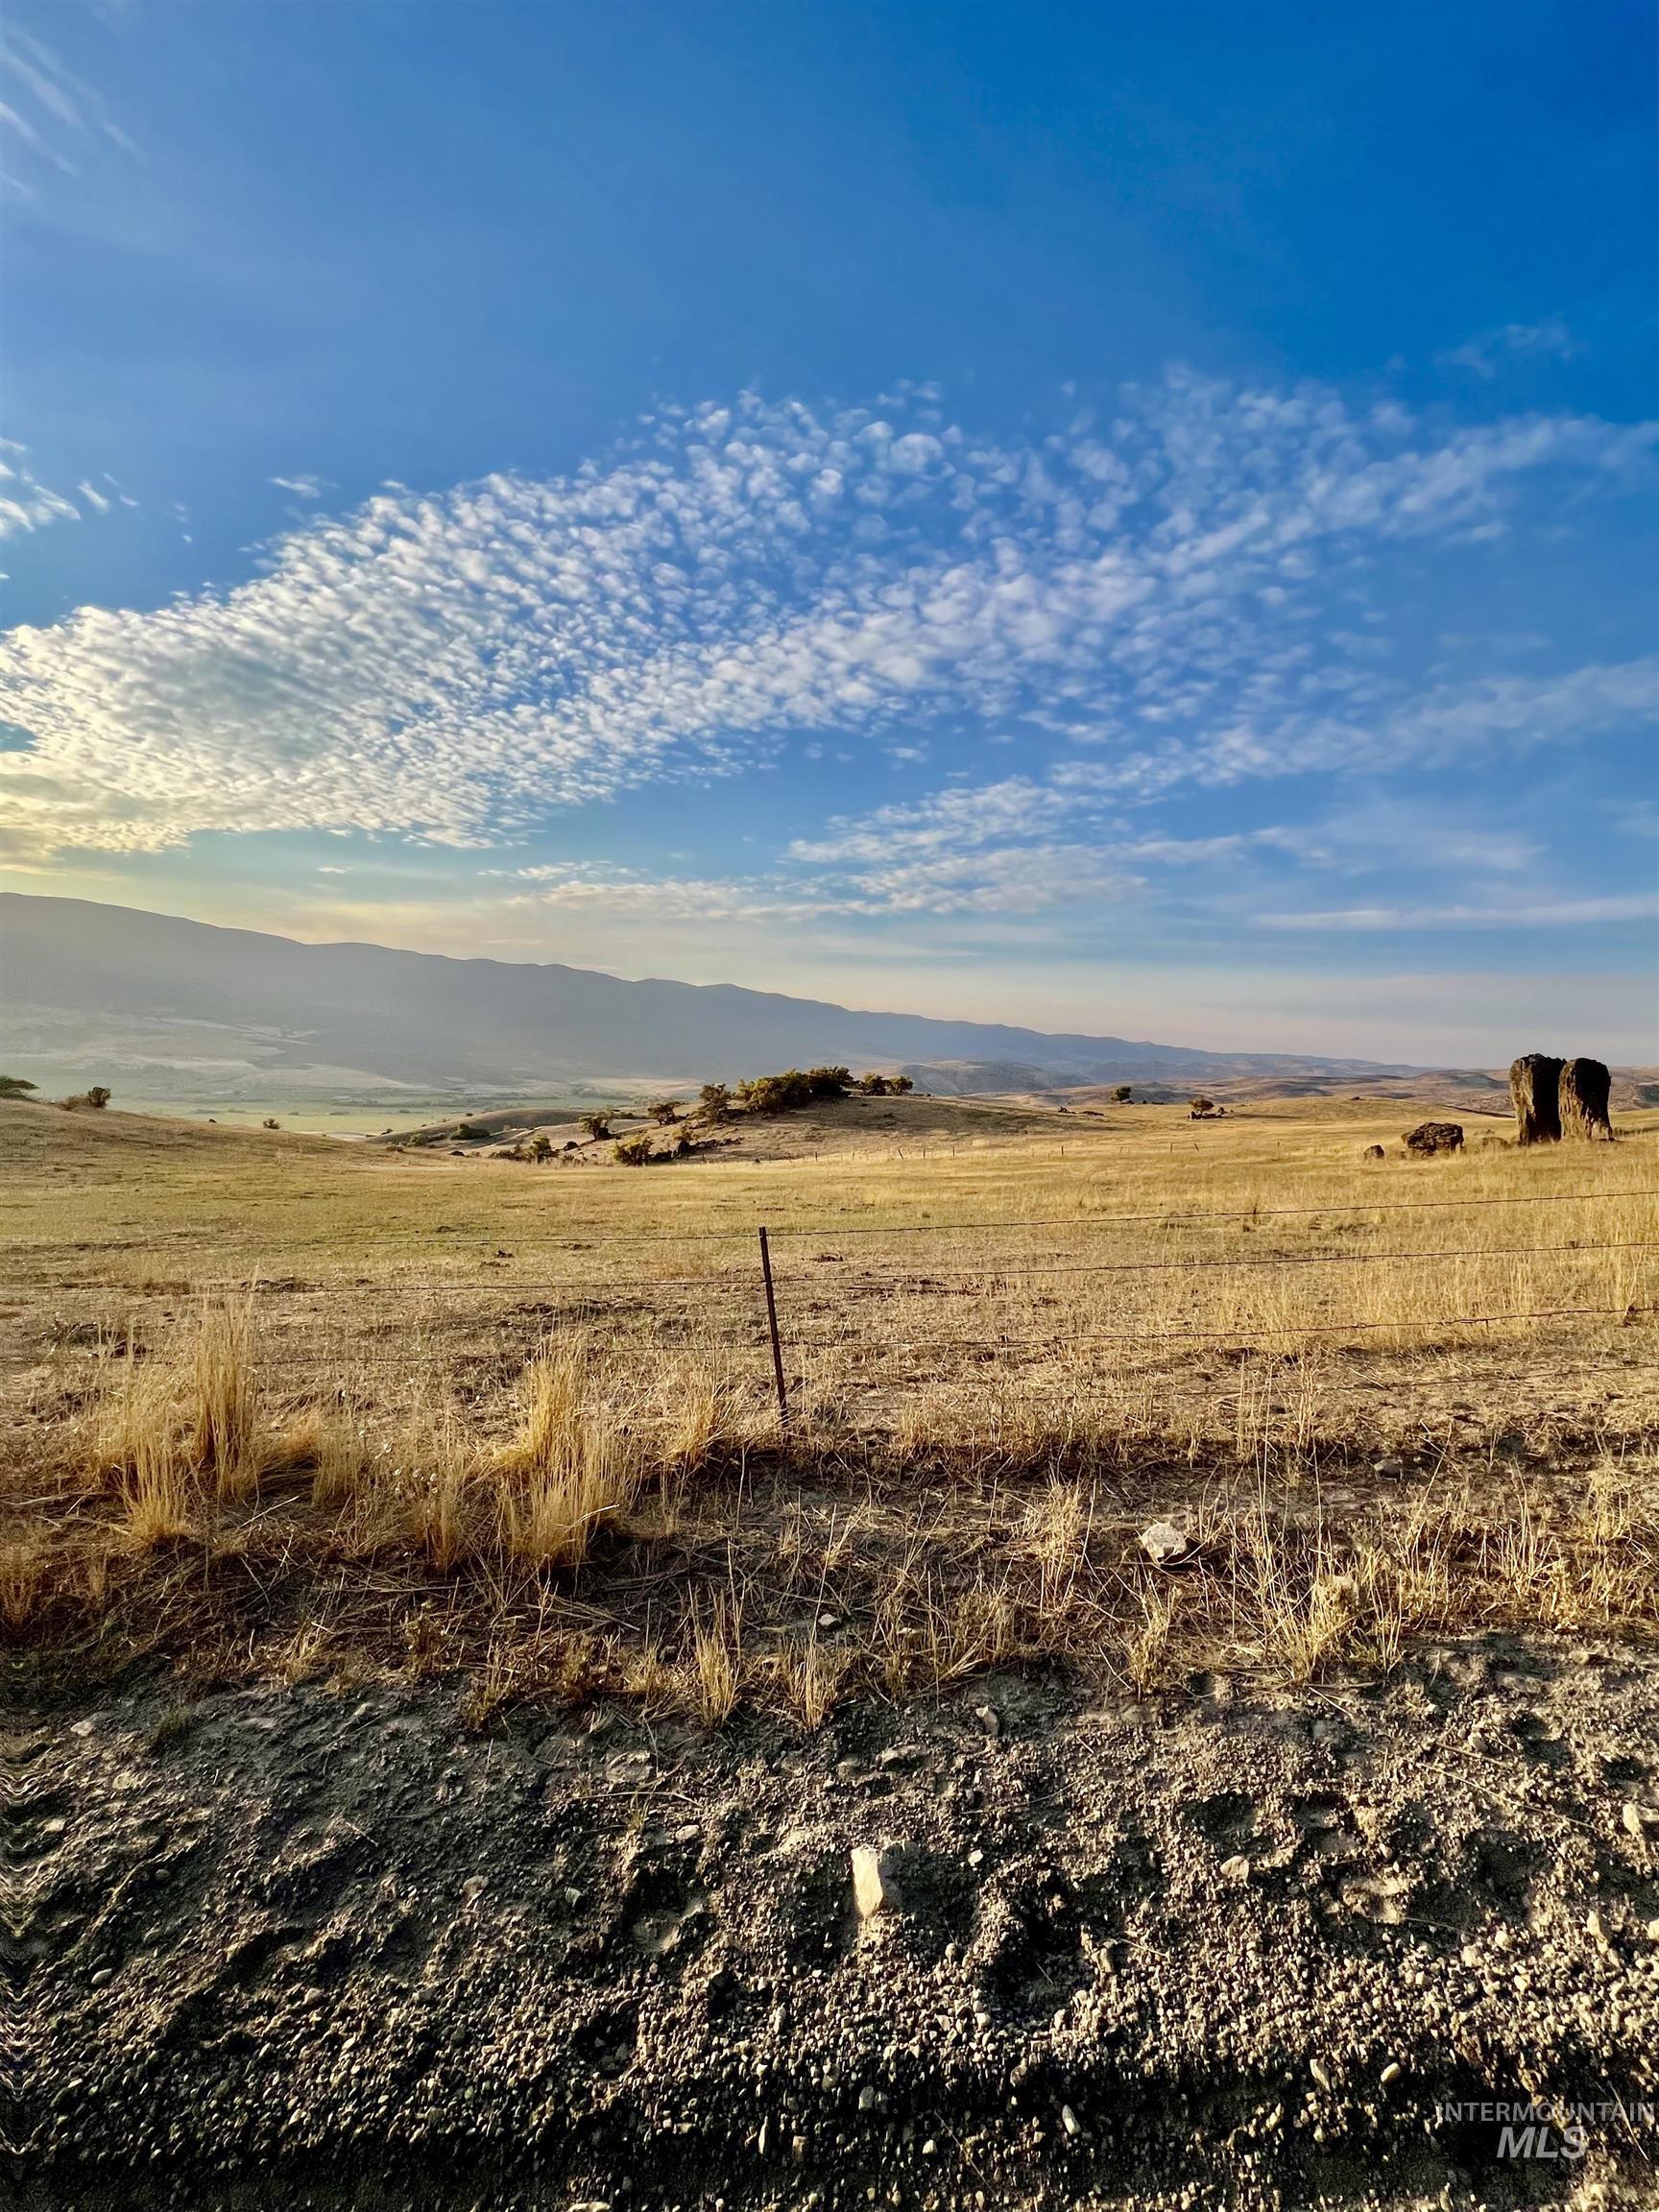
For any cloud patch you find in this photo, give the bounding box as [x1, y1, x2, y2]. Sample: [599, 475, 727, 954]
[1, 374, 1653, 863]
[0, 442, 84, 541]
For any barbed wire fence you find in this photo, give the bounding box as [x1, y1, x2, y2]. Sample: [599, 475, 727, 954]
[10, 1185, 1656, 1439]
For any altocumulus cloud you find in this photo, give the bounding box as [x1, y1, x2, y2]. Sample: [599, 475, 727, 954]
[1, 373, 1654, 864]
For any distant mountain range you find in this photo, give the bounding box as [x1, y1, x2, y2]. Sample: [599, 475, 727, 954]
[1, 894, 1431, 1105]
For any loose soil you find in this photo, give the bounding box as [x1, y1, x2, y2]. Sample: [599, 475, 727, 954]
[13, 1639, 1659, 2210]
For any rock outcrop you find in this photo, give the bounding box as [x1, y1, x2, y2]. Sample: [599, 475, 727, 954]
[1560, 1057, 1614, 1141]
[1508, 1054, 1564, 1146]
[1404, 1121, 1463, 1157]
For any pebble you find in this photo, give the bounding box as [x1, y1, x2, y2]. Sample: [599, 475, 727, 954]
[1060, 2104, 1082, 2138]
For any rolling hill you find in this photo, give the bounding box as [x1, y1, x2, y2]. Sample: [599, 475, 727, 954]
[1, 892, 1425, 1105]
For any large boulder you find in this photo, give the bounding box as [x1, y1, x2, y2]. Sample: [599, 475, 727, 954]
[1404, 1120, 1463, 1158]
[1508, 1053, 1563, 1146]
[1560, 1057, 1614, 1141]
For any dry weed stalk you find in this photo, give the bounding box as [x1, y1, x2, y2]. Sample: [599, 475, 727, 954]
[188, 1302, 259, 1494]
[496, 1345, 642, 1568]
[685, 1592, 742, 1722]
[781, 1635, 847, 1729]
[89, 1312, 259, 1546]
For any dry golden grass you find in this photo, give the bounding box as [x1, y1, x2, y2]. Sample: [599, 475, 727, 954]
[494, 1347, 642, 1568]
[5, 1092, 1656, 1710]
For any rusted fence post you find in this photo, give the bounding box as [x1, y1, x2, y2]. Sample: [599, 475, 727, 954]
[757, 1226, 789, 1436]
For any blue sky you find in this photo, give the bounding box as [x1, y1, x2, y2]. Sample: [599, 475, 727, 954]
[2, 0, 1655, 1062]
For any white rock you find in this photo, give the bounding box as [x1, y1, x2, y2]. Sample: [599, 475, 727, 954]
[1140, 1519, 1190, 1567]
[1061, 2104, 1083, 2138]
[1219, 1854, 1251, 1885]
[852, 1845, 897, 1920]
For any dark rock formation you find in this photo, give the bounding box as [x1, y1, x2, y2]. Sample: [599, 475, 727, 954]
[1509, 1054, 1564, 1146]
[1362, 1143, 1385, 1161]
[1560, 1057, 1614, 1141]
[1404, 1121, 1464, 1157]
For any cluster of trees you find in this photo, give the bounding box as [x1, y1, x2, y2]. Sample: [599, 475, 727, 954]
[2, 1076, 111, 1110]
[733, 1065, 854, 1116]
[494, 1057, 929, 1170]
[613, 1124, 696, 1167]
[724, 1066, 915, 1116]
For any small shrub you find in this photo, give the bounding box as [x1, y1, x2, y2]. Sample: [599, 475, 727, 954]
[1111, 1085, 1132, 1103]
[613, 1132, 656, 1166]
[262, 1118, 281, 1131]
[452, 1120, 490, 1142]
[855, 1072, 890, 1094]
[579, 1112, 613, 1141]
[528, 1133, 553, 1163]
[648, 1098, 684, 1125]
[0, 1074, 36, 1098]
[698, 1082, 733, 1122]
[58, 1086, 112, 1112]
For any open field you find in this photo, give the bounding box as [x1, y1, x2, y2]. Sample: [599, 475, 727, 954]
[8, 1088, 1659, 1697]
[10, 1090, 1659, 2207]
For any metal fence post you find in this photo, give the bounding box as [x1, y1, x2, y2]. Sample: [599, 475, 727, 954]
[758, 1226, 789, 1436]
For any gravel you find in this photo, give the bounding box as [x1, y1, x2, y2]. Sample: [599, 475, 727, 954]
[12, 1634, 1659, 2209]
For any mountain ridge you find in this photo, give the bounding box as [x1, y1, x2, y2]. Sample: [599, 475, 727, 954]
[0, 893, 1427, 1101]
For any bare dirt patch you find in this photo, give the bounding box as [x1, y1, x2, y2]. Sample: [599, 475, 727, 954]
[14, 1640, 1659, 2208]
